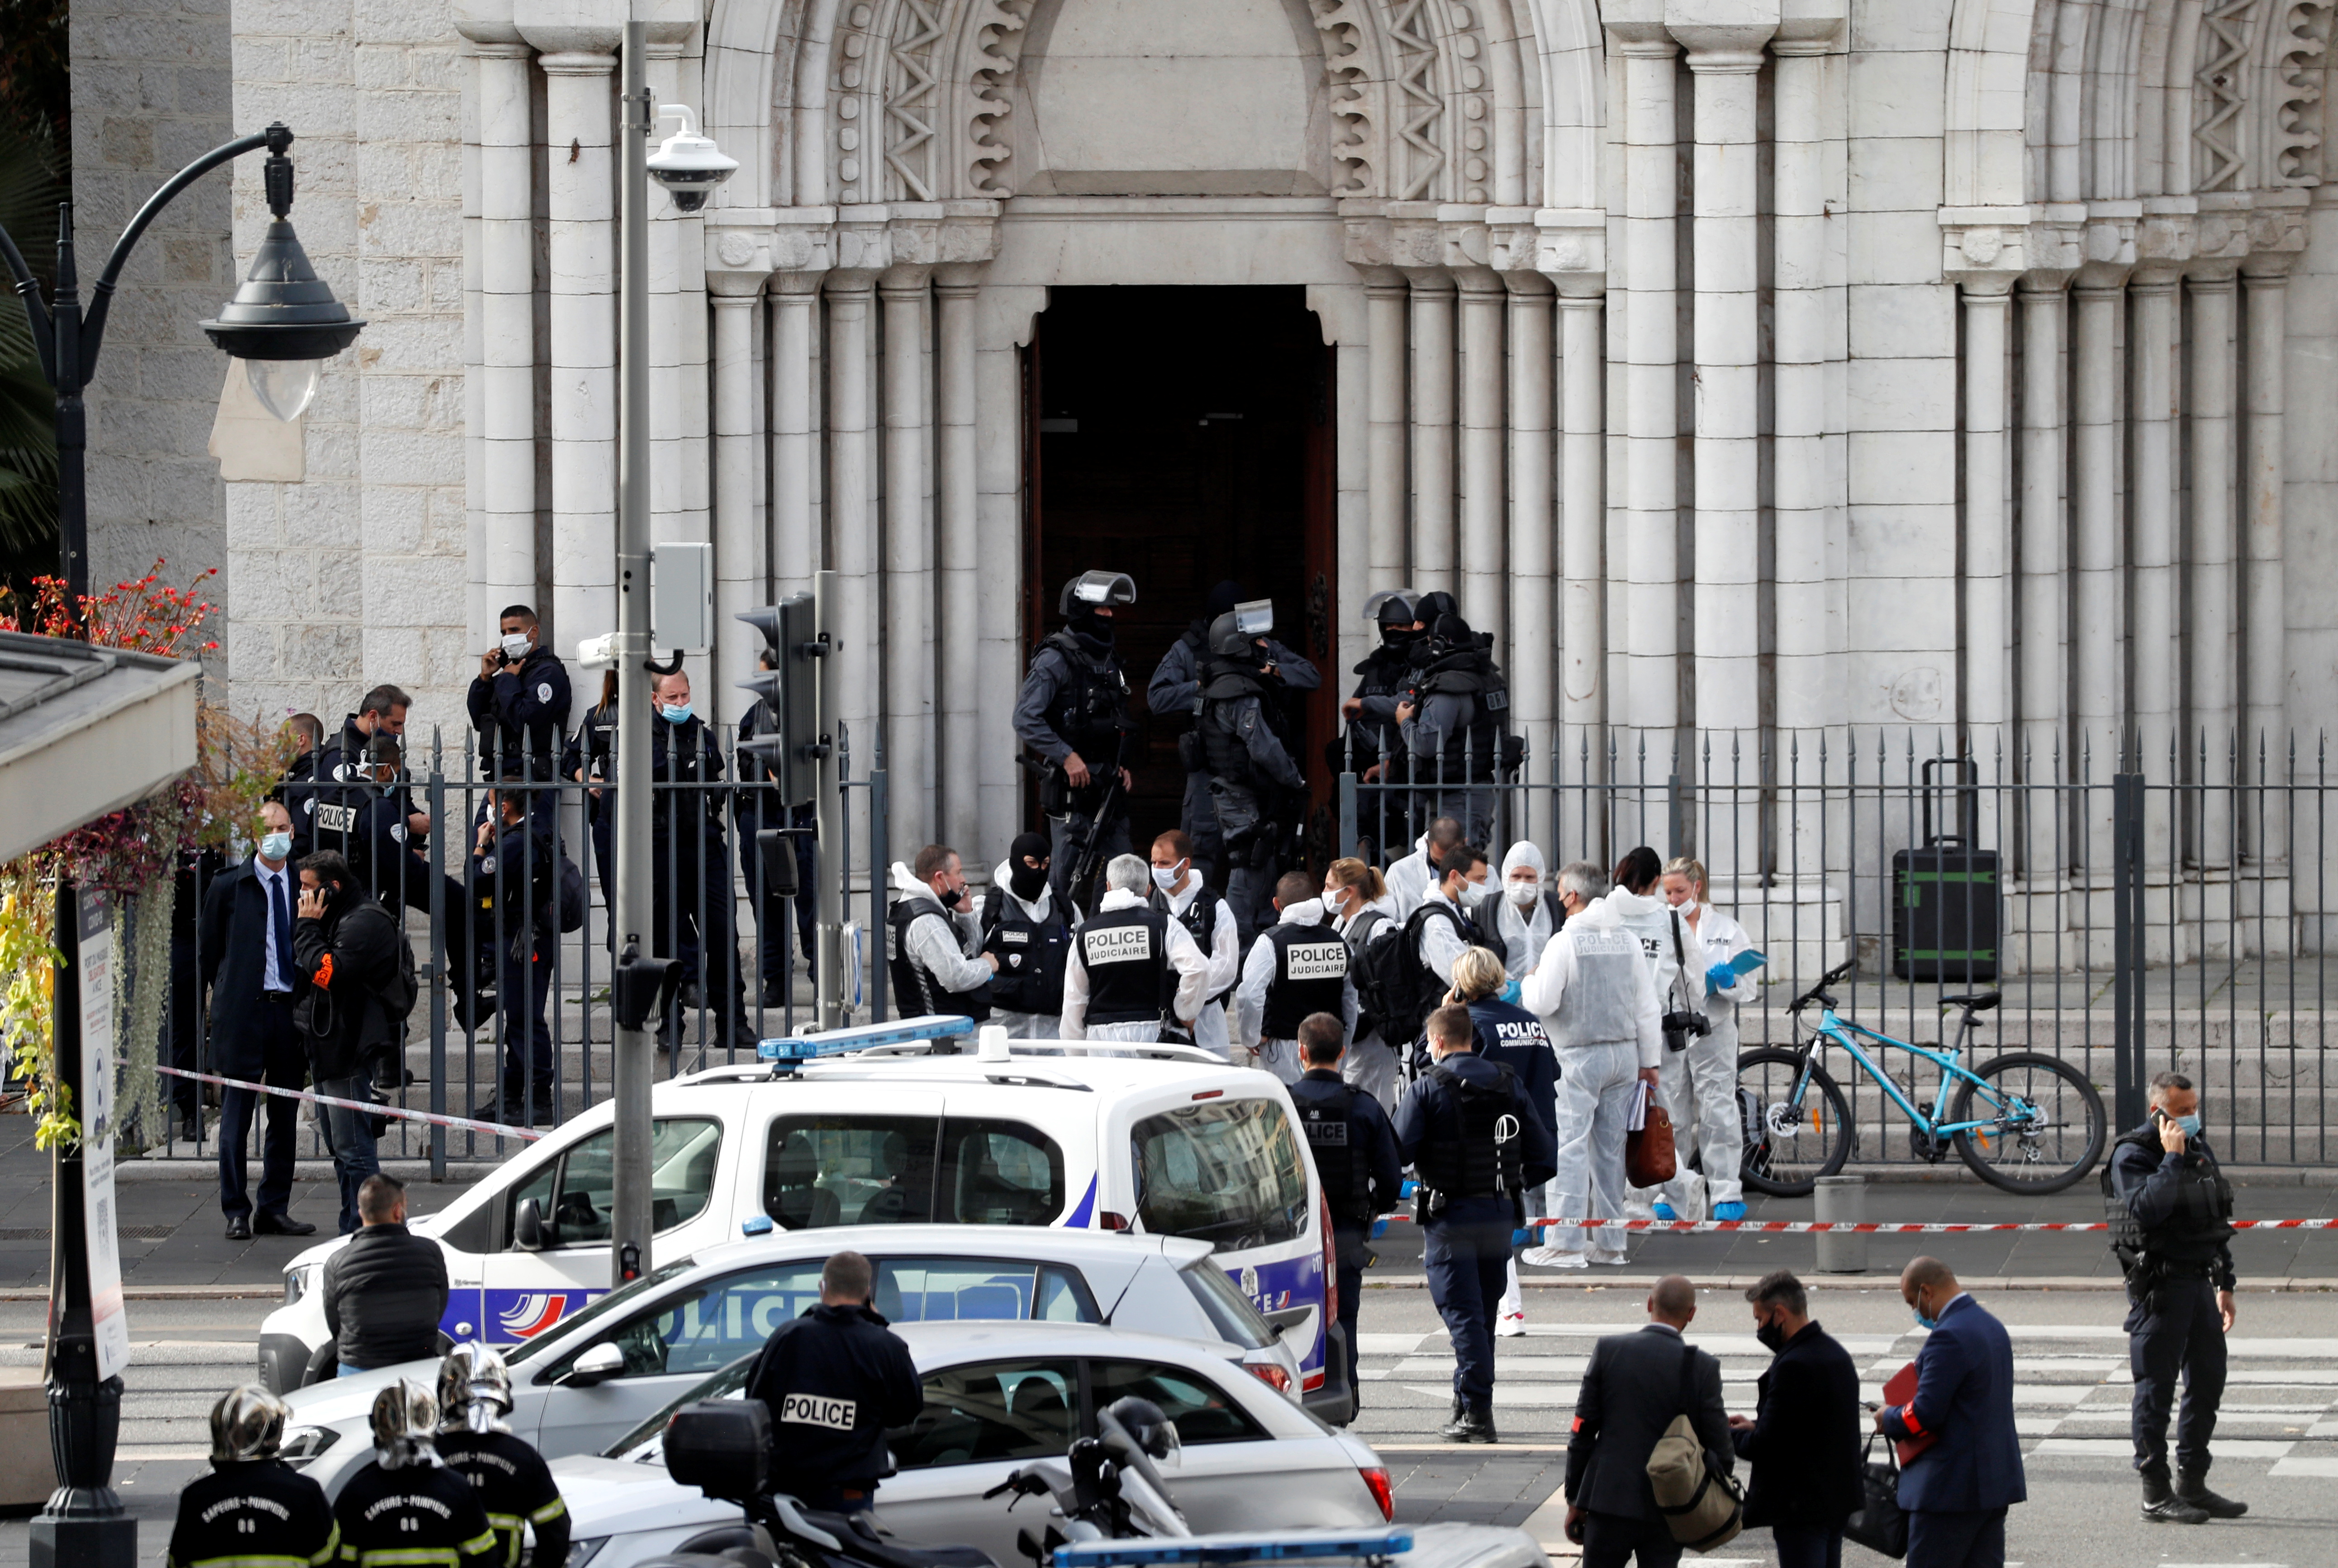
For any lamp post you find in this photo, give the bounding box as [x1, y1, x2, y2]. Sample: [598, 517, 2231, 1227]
[0, 121, 360, 1568]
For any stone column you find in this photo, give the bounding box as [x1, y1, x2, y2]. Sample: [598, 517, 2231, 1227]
[2072, 250, 2130, 867]
[1558, 293, 1605, 736]
[1503, 270, 1554, 822]
[537, 48, 618, 649]
[1771, 33, 1834, 748]
[709, 283, 766, 722]
[881, 265, 934, 844]
[1615, 28, 1680, 738]
[2188, 265, 2238, 867]
[1458, 270, 1507, 643]
[474, 43, 536, 645]
[2129, 262, 2182, 790]
[2241, 257, 2291, 860]
[935, 267, 984, 854]
[1365, 275, 1409, 585]
[1959, 281, 2014, 744]
[2017, 279, 2067, 763]
[1407, 270, 1458, 594]
[826, 270, 880, 769]
[771, 274, 824, 593]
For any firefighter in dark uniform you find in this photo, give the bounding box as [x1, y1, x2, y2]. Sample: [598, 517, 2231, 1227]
[434, 1345, 568, 1568]
[1341, 590, 1421, 861]
[1397, 612, 1512, 846]
[467, 603, 571, 832]
[647, 667, 751, 1052]
[168, 1386, 339, 1568]
[742, 1250, 926, 1513]
[1288, 1012, 1402, 1418]
[335, 1381, 501, 1568]
[1393, 1003, 1557, 1445]
[2108, 1069, 2246, 1525]
[1196, 609, 1310, 945]
[1013, 570, 1137, 913]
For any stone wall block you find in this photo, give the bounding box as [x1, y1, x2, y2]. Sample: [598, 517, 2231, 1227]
[352, 316, 462, 373]
[361, 428, 465, 488]
[280, 483, 362, 545]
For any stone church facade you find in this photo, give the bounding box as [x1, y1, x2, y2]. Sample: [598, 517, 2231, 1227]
[71, 0, 2338, 909]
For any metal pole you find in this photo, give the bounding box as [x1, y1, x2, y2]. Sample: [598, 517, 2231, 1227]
[2112, 770, 2145, 1128]
[608, 19, 655, 1288]
[427, 732, 447, 1180]
[814, 568, 844, 1031]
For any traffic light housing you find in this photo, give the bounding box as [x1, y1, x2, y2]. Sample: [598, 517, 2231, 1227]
[736, 593, 821, 808]
[612, 942, 683, 1031]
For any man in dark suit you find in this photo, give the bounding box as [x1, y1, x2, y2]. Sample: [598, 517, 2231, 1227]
[197, 802, 318, 1241]
[1877, 1258, 2026, 1568]
[1564, 1275, 1733, 1568]
[1729, 1269, 1862, 1568]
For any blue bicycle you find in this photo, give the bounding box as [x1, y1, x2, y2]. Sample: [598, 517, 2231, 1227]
[1735, 960, 2108, 1196]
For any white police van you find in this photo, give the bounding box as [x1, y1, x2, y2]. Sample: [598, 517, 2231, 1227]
[259, 1018, 1354, 1422]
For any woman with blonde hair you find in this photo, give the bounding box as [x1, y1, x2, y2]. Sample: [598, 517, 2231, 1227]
[1655, 856, 1759, 1223]
[1322, 858, 1400, 1108]
[1444, 945, 1558, 1337]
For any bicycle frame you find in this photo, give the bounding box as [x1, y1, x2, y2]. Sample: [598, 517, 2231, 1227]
[1795, 1008, 2036, 1140]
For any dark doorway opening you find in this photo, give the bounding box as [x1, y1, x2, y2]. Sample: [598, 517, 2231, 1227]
[1023, 286, 1338, 858]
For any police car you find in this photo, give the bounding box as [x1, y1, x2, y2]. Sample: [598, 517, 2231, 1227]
[259, 1017, 1354, 1423]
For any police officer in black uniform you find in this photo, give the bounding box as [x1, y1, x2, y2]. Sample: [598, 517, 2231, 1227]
[646, 666, 751, 1052]
[1196, 609, 1310, 943]
[1013, 570, 1137, 912]
[335, 1382, 501, 1568]
[1341, 591, 1421, 860]
[435, 1345, 569, 1568]
[562, 670, 620, 918]
[983, 832, 1072, 1037]
[1398, 612, 1512, 847]
[467, 603, 571, 832]
[2109, 1070, 2246, 1525]
[294, 684, 418, 870]
[741, 1249, 926, 1514]
[468, 764, 558, 1125]
[168, 1386, 339, 1568]
[1288, 1012, 1402, 1418]
[736, 648, 817, 1007]
[1234, 870, 1357, 1080]
[1394, 1002, 1557, 1444]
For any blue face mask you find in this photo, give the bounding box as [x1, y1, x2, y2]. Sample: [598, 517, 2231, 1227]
[260, 831, 294, 864]
[2174, 1113, 2203, 1136]
[1910, 1297, 1939, 1331]
[660, 703, 693, 725]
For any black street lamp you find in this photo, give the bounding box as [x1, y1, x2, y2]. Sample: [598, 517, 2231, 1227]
[0, 119, 362, 603]
[0, 121, 359, 1568]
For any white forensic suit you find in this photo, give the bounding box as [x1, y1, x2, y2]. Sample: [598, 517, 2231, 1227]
[1659, 901, 1757, 1216]
[1604, 886, 1706, 1217]
[1332, 898, 1403, 1111]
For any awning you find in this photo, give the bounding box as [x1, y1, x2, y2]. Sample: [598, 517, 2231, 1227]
[0, 631, 200, 865]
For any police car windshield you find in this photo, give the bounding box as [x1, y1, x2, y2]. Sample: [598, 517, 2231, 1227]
[1130, 1099, 1309, 1252]
[606, 1352, 756, 1460]
[505, 1259, 699, 1364]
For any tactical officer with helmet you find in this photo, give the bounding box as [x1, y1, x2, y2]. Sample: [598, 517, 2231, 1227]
[1015, 570, 1138, 912]
[1398, 611, 1513, 847]
[335, 1381, 501, 1568]
[1195, 606, 1311, 942]
[1341, 590, 1422, 859]
[435, 1345, 568, 1568]
[168, 1386, 340, 1568]
[1395, 1002, 1557, 1444]
[1288, 1011, 1402, 1416]
[2108, 1070, 2246, 1526]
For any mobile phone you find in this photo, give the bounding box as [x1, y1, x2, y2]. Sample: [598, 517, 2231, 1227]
[1862, 1400, 1881, 1412]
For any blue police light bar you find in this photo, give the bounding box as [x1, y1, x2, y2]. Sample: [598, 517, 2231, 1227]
[1050, 1532, 1415, 1568]
[756, 1014, 977, 1062]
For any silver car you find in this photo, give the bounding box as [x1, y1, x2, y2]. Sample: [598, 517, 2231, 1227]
[556, 1320, 1395, 1568]
[279, 1226, 1301, 1498]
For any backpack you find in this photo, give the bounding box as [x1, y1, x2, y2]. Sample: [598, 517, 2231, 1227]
[1343, 907, 1416, 1042]
[1356, 901, 1478, 1049]
[346, 899, 418, 1025]
[1646, 1342, 1744, 1549]
[555, 851, 588, 934]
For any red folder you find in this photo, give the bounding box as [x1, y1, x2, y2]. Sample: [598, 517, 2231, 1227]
[1883, 1361, 1939, 1467]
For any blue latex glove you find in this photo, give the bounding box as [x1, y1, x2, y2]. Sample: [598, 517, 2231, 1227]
[1400, 1178, 1419, 1199]
[1499, 979, 1523, 1006]
[1511, 1227, 1535, 1248]
[1370, 1218, 1388, 1240]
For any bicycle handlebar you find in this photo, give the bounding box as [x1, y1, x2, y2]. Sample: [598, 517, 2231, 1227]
[1790, 958, 1858, 1015]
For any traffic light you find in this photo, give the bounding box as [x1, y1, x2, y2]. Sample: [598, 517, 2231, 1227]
[736, 592, 821, 808]
[612, 942, 682, 1031]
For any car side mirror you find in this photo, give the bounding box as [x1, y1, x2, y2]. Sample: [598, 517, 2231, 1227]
[513, 1197, 548, 1252]
[560, 1340, 627, 1388]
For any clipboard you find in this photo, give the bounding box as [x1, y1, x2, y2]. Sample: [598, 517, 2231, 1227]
[1883, 1361, 1939, 1466]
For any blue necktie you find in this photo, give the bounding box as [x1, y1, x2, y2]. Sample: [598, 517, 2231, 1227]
[269, 872, 295, 990]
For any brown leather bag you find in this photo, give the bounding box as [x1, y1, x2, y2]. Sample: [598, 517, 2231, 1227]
[1627, 1094, 1678, 1187]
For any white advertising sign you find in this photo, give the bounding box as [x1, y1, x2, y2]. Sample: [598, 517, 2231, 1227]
[77, 889, 130, 1381]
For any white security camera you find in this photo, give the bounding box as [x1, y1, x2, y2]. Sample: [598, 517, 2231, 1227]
[646, 104, 737, 214]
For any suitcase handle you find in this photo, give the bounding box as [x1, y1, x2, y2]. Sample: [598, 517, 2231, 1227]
[1919, 756, 1979, 848]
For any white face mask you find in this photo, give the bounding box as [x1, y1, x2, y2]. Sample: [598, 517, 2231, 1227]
[500, 632, 532, 661]
[1150, 864, 1182, 893]
[1506, 879, 1540, 909]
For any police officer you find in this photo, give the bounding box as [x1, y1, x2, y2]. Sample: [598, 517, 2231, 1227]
[1196, 608, 1311, 942]
[467, 603, 571, 830]
[435, 1345, 569, 1568]
[352, 734, 481, 1042]
[562, 670, 620, 917]
[2109, 1070, 2246, 1525]
[887, 843, 1000, 1021]
[469, 765, 557, 1125]
[1395, 1003, 1557, 1444]
[647, 667, 751, 1052]
[1392, 846, 1494, 1059]
[1288, 1011, 1402, 1417]
[168, 1386, 338, 1568]
[1233, 870, 1357, 1083]
[1447, 946, 1559, 1338]
[294, 684, 418, 869]
[1014, 570, 1137, 912]
[1341, 590, 1421, 860]
[742, 1249, 925, 1513]
[1061, 854, 1211, 1043]
[1149, 830, 1241, 1058]
[736, 648, 817, 1007]
[1397, 613, 1512, 846]
[1150, 583, 1321, 889]
[984, 832, 1071, 1038]
[335, 1382, 500, 1568]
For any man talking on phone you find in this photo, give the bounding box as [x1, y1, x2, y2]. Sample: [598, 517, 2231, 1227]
[742, 1250, 924, 1514]
[2108, 1070, 2245, 1525]
[467, 603, 571, 828]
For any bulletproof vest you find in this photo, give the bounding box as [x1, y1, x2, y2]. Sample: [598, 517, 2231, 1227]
[1075, 906, 1172, 1026]
[2103, 1126, 2235, 1278]
[1197, 660, 1291, 791]
[1414, 649, 1511, 783]
[1152, 884, 1236, 1005]
[1543, 925, 1652, 1051]
[1261, 920, 1350, 1041]
[1411, 1060, 1525, 1206]
[1292, 1078, 1371, 1226]
[1038, 630, 1131, 763]
[889, 899, 992, 1022]
[981, 884, 1070, 1016]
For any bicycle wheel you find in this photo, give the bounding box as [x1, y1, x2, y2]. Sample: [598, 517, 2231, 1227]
[1736, 1048, 1853, 1197]
[1950, 1051, 2107, 1194]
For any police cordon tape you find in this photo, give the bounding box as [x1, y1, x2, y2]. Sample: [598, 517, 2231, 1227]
[138, 1062, 543, 1142]
[1389, 1216, 2337, 1232]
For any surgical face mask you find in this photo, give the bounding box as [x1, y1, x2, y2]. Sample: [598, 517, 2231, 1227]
[499, 632, 532, 661]
[1506, 878, 1540, 909]
[1910, 1292, 1939, 1331]
[1150, 864, 1183, 893]
[660, 702, 693, 725]
[2163, 1110, 2203, 1136]
[259, 831, 294, 864]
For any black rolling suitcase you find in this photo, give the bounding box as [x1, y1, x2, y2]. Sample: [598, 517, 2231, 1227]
[1892, 758, 2000, 984]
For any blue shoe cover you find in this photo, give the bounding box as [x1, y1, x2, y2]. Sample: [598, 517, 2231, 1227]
[1713, 1202, 1747, 1222]
[1652, 1202, 1679, 1222]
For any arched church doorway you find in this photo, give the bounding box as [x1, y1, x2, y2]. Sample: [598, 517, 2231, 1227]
[1024, 285, 1338, 860]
